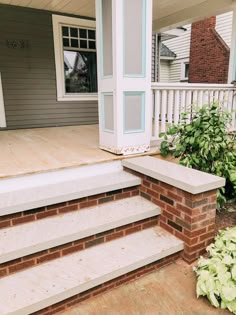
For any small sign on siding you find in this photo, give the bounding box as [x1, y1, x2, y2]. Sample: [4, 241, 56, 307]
[6, 40, 29, 49]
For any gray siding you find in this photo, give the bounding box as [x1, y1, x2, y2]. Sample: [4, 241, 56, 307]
[0, 4, 98, 129]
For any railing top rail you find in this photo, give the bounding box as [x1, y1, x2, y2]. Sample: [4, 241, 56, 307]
[151, 82, 235, 90]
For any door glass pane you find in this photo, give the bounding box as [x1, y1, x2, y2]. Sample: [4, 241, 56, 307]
[64, 50, 98, 93]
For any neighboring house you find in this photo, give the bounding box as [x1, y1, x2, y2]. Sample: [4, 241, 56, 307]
[156, 11, 234, 83]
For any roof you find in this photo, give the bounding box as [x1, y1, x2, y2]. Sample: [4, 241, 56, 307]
[160, 43, 176, 58]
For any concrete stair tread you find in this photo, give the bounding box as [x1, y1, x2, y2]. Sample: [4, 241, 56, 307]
[0, 196, 160, 263]
[0, 161, 141, 216]
[0, 226, 184, 315]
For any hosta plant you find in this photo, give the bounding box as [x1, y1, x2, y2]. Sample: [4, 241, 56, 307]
[159, 103, 236, 208]
[194, 227, 236, 314]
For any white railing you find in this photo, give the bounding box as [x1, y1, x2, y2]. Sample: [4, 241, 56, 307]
[152, 82, 236, 139]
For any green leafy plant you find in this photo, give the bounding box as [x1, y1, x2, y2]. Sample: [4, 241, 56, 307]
[194, 227, 236, 314]
[159, 103, 236, 208]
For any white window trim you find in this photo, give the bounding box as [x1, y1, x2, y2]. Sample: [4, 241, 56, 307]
[52, 14, 98, 102]
[180, 58, 189, 81]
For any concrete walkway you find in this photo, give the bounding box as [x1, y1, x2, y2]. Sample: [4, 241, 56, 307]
[61, 260, 230, 315]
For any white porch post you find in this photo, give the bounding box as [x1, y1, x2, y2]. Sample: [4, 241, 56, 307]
[228, 7, 236, 83]
[96, 0, 153, 155]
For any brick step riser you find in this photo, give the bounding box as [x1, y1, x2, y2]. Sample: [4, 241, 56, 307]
[0, 216, 159, 278]
[0, 186, 140, 229]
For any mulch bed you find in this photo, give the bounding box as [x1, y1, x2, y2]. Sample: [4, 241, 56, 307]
[215, 202, 236, 232]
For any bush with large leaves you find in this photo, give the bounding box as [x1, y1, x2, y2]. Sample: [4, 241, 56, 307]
[159, 103, 236, 208]
[194, 227, 236, 314]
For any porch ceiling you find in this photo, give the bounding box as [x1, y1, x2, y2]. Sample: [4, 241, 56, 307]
[0, 0, 235, 30]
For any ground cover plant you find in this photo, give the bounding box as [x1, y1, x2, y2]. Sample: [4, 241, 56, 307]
[159, 103, 236, 208]
[194, 227, 236, 314]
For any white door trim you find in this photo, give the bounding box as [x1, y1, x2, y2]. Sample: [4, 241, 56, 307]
[0, 73, 6, 128]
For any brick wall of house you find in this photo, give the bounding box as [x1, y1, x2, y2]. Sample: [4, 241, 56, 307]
[189, 16, 230, 83]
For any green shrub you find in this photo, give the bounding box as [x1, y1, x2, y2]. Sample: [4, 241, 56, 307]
[159, 103, 236, 208]
[194, 227, 236, 314]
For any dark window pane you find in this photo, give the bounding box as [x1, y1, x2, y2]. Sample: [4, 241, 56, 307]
[70, 27, 78, 37]
[62, 26, 69, 36]
[88, 30, 96, 39]
[79, 29, 87, 38]
[80, 40, 87, 49]
[185, 63, 189, 78]
[71, 39, 79, 48]
[89, 41, 96, 49]
[64, 50, 97, 93]
[63, 38, 70, 47]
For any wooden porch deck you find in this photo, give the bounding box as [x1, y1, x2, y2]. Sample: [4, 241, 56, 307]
[0, 125, 159, 179]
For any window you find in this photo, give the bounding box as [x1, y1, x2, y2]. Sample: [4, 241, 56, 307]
[181, 59, 190, 81]
[52, 15, 98, 101]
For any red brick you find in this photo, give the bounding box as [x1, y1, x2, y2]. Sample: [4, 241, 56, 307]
[106, 231, 124, 241]
[115, 192, 130, 200]
[184, 227, 207, 238]
[160, 221, 174, 234]
[80, 200, 98, 209]
[125, 225, 142, 235]
[189, 17, 229, 84]
[47, 202, 67, 210]
[166, 205, 181, 217]
[167, 191, 183, 203]
[162, 210, 174, 221]
[62, 244, 84, 256]
[58, 204, 78, 214]
[0, 220, 11, 229]
[146, 188, 159, 199]
[151, 183, 165, 194]
[12, 214, 36, 225]
[152, 198, 166, 209]
[37, 252, 61, 264]
[142, 219, 158, 229]
[9, 260, 35, 273]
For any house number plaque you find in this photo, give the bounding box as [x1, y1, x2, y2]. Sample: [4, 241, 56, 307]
[6, 40, 29, 49]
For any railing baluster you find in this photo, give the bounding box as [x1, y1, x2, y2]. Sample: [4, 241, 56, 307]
[228, 90, 233, 113]
[154, 90, 160, 139]
[214, 90, 219, 103]
[219, 90, 225, 108]
[161, 90, 167, 132]
[174, 90, 180, 124]
[198, 90, 203, 108]
[186, 90, 192, 122]
[181, 90, 186, 112]
[193, 90, 198, 108]
[168, 90, 174, 125]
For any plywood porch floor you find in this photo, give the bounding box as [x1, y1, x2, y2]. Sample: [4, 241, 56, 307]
[0, 125, 159, 179]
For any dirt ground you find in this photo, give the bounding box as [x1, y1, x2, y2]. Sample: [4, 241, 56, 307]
[216, 202, 236, 232]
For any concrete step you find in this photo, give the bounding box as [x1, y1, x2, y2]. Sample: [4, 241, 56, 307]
[0, 161, 141, 216]
[0, 196, 160, 264]
[0, 227, 184, 315]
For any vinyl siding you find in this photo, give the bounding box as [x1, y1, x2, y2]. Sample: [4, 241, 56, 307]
[160, 60, 170, 82]
[162, 25, 191, 82]
[164, 25, 191, 60]
[0, 4, 98, 129]
[216, 11, 233, 48]
[168, 61, 182, 83]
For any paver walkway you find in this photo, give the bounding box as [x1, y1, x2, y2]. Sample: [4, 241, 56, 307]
[61, 260, 230, 315]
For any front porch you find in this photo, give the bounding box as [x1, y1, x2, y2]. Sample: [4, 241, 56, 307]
[0, 124, 158, 178]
